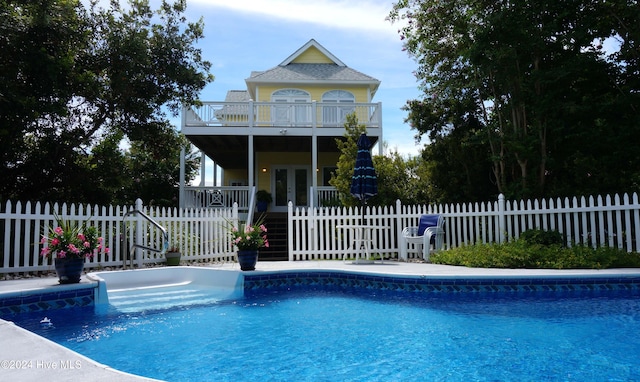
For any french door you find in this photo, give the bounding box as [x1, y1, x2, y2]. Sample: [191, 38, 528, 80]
[272, 166, 310, 212]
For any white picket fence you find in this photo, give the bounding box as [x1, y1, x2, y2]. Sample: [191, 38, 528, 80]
[288, 194, 640, 261]
[2, 193, 639, 274]
[1, 199, 238, 275]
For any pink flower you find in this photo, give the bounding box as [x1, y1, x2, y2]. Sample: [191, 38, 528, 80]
[51, 238, 60, 246]
[67, 244, 80, 254]
[83, 241, 90, 248]
[58, 251, 67, 258]
[40, 236, 48, 244]
[77, 233, 85, 241]
[54, 227, 63, 235]
[260, 225, 267, 232]
[40, 247, 50, 256]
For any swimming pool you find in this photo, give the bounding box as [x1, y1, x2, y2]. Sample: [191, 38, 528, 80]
[8, 267, 640, 381]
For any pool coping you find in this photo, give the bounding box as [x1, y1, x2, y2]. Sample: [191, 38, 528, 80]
[2, 261, 640, 381]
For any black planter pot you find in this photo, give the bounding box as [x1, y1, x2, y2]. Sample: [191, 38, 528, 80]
[237, 250, 258, 271]
[54, 257, 85, 284]
[256, 201, 269, 212]
[165, 251, 181, 266]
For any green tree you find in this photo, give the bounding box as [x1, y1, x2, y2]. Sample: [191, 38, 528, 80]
[126, 122, 199, 207]
[84, 130, 129, 205]
[330, 113, 367, 207]
[0, 0, 90, 202]
[419, 115, 495, 203]
[0, 0, 212, 205]
[331, 113, 433, 206]
[389, 0, 640, 200]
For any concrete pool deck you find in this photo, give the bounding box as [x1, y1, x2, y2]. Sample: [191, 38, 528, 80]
[2, 261, 640, 381]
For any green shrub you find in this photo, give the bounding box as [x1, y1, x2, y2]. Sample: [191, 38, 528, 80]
[520, 229, 564, 246]
[431, 238, 640, 269]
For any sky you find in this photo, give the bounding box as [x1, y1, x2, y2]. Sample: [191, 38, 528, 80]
[175, 0, 425, 157]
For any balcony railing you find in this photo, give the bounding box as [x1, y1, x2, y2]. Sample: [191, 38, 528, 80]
[184, 186, 251, 210]
[183, 186, 340, 209]
[184, 101, 381, 129]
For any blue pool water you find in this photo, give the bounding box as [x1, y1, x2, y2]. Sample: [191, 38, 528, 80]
[10, 287, 640, 381]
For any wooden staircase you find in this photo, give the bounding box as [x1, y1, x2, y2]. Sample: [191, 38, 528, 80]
[258, 212, 288, 261]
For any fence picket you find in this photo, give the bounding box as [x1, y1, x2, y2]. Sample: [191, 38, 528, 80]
[2, 193, 640, 274]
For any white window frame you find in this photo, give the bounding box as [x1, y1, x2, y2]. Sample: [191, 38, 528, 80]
[272, 89, 311, 125]
[322, 90, 355, 126]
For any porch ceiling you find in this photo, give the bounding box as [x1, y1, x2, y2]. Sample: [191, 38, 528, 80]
[186, 135, 369, 169]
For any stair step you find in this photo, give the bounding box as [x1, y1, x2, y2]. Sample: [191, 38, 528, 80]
[260, 212, 288, 261]
[108, 285, 230, 312]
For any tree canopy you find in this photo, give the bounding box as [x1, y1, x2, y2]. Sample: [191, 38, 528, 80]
[0, 0, 212, 205]
[389, 0, 640, 201]
[330, 113, 432, 206]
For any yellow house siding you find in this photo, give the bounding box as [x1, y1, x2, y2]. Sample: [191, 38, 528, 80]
[257, 85, 371, 102]
[224, 169, 247, 186]
[257, 167, 269, 191]
[254, 152, 340, 191]
[319, 152, 340, 168]
[318, 152, 340, 185]
[223, 153, 340, 190]
[291, 46, 334, 64]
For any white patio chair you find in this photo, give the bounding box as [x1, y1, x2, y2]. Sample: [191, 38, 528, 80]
[399, 214, 445, 262]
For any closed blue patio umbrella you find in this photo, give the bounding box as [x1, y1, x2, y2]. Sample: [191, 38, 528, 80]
[350, 133, 378, 223]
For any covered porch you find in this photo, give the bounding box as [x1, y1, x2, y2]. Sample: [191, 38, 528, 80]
[179, 101, 382, 211]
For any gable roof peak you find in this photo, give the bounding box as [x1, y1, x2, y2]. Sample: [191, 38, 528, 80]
[279, 39, 346, 67]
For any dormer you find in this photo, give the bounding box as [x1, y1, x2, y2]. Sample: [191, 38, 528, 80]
[245, 39, 380, 102]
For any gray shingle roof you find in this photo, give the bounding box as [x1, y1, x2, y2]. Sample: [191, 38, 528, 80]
[224, 90, 250, 102]
[247, 63, 379, 83]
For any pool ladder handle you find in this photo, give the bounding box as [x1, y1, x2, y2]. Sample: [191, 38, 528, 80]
[122, 209, 169, 269]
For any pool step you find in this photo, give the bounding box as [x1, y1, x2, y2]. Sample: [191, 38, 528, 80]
[108, 286, 223, 312]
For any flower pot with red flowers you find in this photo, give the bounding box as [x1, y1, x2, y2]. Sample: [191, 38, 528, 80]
[227, 217, 269, 271]
[40, 216, 109, 284]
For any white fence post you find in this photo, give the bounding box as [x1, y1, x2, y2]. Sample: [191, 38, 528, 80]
[396, 199, 403, 257]
[135, 198, 144, 268]
[288, 201, 294, 261]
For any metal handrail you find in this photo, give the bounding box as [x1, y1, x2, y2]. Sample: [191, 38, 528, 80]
[122, 209, 169, 269]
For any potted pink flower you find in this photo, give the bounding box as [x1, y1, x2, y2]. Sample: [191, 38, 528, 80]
[40, 217, 109, 283]
[228, 218, 268, 271]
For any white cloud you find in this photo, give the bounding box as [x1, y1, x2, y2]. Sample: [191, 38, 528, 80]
[190, 0, 397, 35]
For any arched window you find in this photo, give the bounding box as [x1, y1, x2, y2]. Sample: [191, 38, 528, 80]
[272, 89, 311, 125]
[321, 90, 355, 126]
[322, 90, 355, 103]
[272, 89, 310, 99]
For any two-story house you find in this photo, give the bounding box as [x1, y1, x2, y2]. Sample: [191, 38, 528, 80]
[180, 39, 382, 214]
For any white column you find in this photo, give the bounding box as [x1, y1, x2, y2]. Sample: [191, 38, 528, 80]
[248, 99, 255, 188]
[213, 161, 218, 187]
[248, 135, 254, 187]
[378, 102, 383, 156]
[199, 151, 205, 187]
[311, 100, 318, 207]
